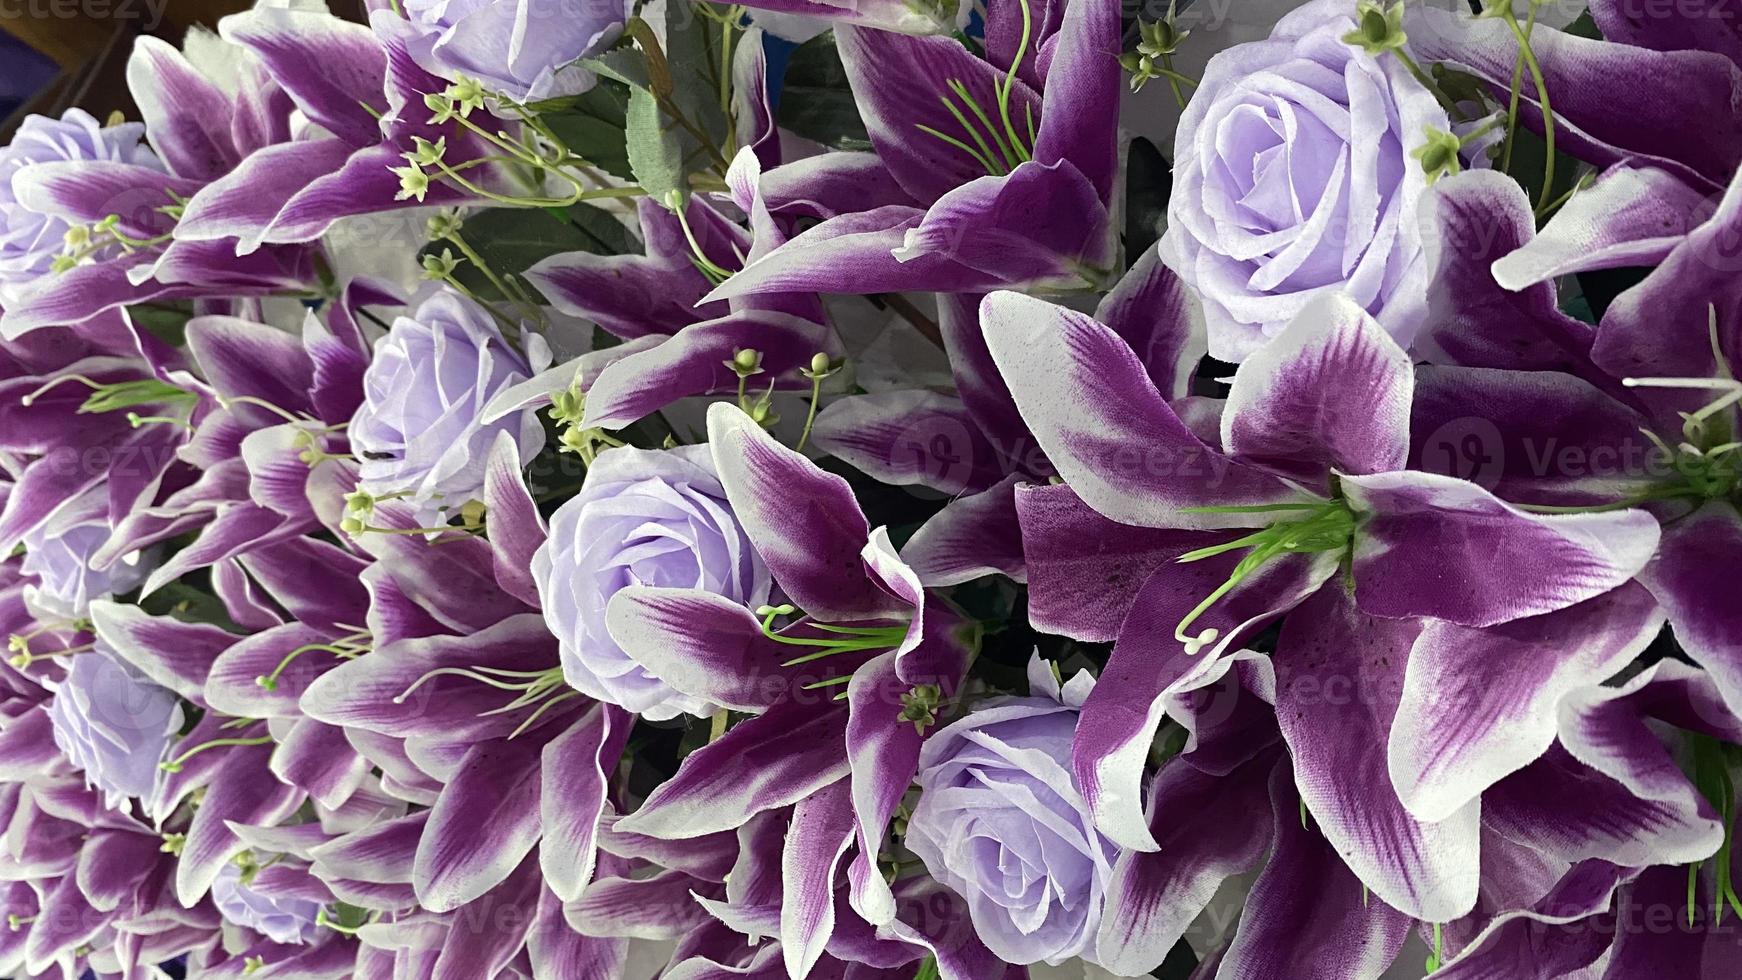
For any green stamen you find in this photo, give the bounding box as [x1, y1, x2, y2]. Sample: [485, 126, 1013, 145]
[255, 631, 370, 691]
[755, 606, 909, 664]
[1172, 501, 1355, 655]
[392, 664, 571, 739]
[159, 735, 274, 773]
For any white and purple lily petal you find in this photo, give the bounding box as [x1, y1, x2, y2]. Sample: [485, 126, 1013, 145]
[706, 402, 911, 623]
[1589, 0, 1742, 68]
[1094, 750, 1275, 976]
[579, 311, 839, 431]
[526, 198, 744, 341]
[1070, 541, 1336, 852]
[538, 704, 633, 903]
[1428, 860, 1632, 979]
[174, 734, 307, 906]
[1273, 587, 1479, 922]
[1215, 758, 1414, 980]
[1219, 293, 1414, 485]
[614, 692, 851, 840]
[412, 704, 583, 913]
[1641, 502, 1742, 716]
[1388, 583, 1666, 824]
[1417, 170, 1609, 392]
[982, 290, 1315, 532]
[1343, 470, 1661, 627]
[1405, 3, 1742, 190]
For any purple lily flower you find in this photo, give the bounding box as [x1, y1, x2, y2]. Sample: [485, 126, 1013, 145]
[1404, 0, 1742, 193]
[0, 335, 205, 567]
[601, 403, 978, 958]
[1425, 658, 1742, 973]
[528, 198, 747, 342]
[1420, 167, 1742, 717]
[525, 181, 839, 435]
[701, 0, 1122, 301]
[981, 287, 1660, 919]
[810, 246, 1204, 587]
[96, 281, 396, 599]
[0, 36, 325, 338]
[168, 5, 504, 255]
[292, 488, 638, 914]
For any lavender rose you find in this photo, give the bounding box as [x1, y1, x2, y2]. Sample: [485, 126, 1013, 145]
[211, 862, 323, 945]
[395, 0, 631, 104]
[350, 287, 552, 526]
[1159, 0, 1447, 361]
[0, 109, 162, 307]
[46, 649, 182, 811]
[20, 489, 150, 619]
[534, 446, 771, 720]
[906, 656, 1115, 967]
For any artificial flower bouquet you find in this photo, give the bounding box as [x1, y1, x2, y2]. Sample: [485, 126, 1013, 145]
[0, 0, 1739, 976]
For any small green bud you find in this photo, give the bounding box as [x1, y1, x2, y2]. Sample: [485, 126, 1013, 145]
[1342, 0, 1407, 55]
[747, 399, 779, 427]
[408, 136, 447, 168]
[446, 76, 486, 117]
[802, 352, 841, 380]
[6, 635, 26, 655]
[421, 248, 460, 281]
[394, 165, 430, 203]
[424, 91, 456, 124]
[62, 225, 90, 249]
[1137, 17, 1188, 57]
[255, 675, 278, 691]
[339, 515, 368, 537]
[243, 956, 265, 975]
[550, 388, 584, 423]
[755, 604, 797, 618]
[726, 348, 764, 378]
[426, 209, 464, 241]
[899, 684, 944, 734]
[1411, 126, 1463, 185]
[50, 254, 78, 274]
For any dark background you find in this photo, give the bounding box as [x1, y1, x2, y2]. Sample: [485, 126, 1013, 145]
[0, 0, 373, 138]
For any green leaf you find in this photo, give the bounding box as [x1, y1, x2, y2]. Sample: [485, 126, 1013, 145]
[777, 33, 870, 152]
[660, 0, 730, 149]
[580, 47, 653, 91]
[126, 303, 193, 348]
[626, 85, 688, 206]
[425, 203, 637, 301]
[539, 81, 634, 181]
